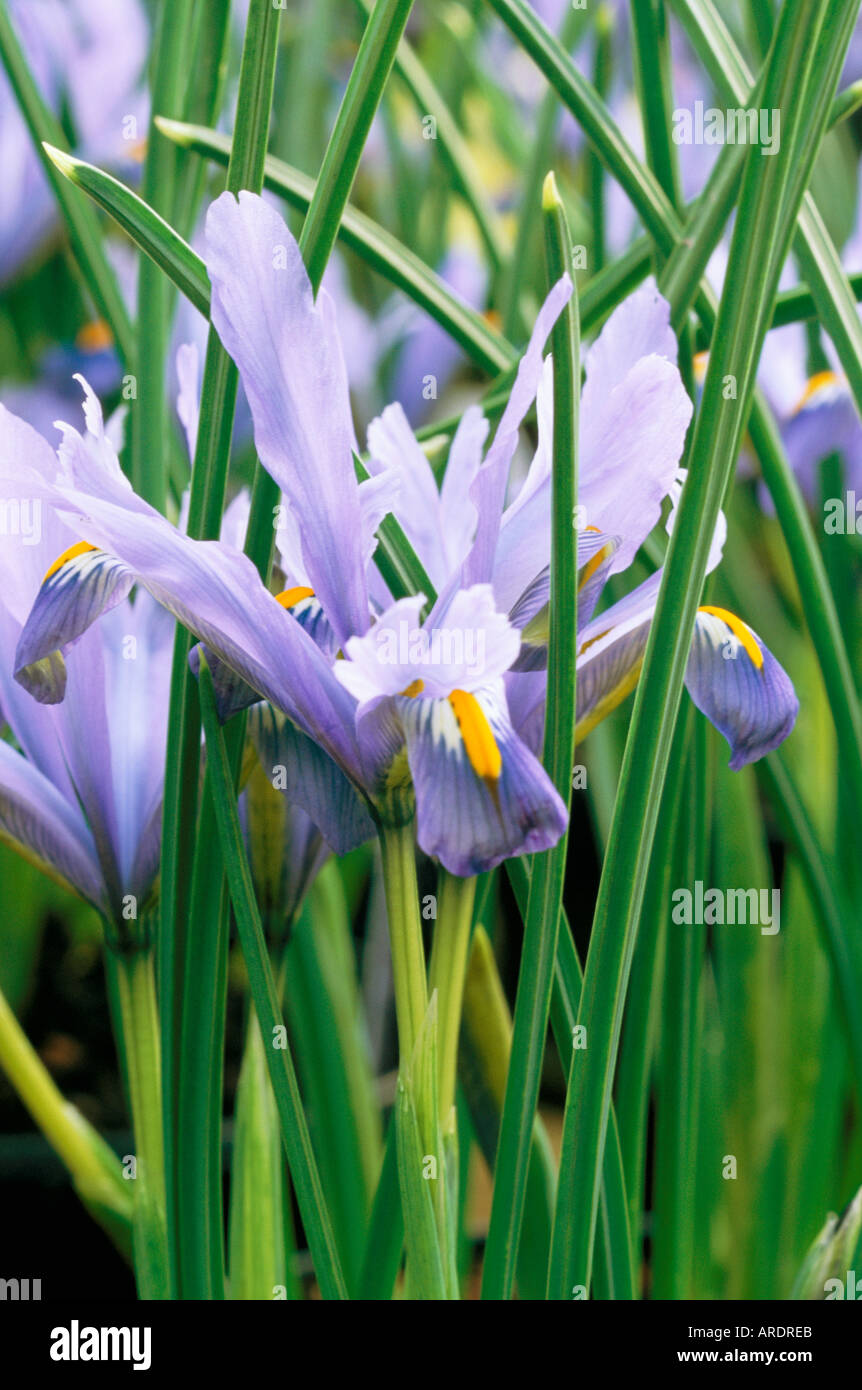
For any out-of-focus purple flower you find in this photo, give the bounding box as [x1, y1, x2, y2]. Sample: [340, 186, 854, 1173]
[388, 245, 489, 427]
[0, 0, 148, 283]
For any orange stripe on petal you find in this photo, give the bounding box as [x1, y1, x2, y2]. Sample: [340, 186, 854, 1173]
[793, 370, 840, 414]
[275, 586, 315, 609]
[448, 689, 501, 783]
[43, 541, 99, 583]
[698, 605, 763, 669]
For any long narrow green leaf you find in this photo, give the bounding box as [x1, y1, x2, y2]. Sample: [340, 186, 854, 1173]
[132, 0, 194, 508]
[758, 752, 862, 1093]
[284, 868, 383, 1294]
[459, 925, 558, 1301]
[160, 0, 282, 1301]
[41, 147, 210, 315]
[481, 174, 579, 1300]
[298, 0, 415, 293]
[353, 0, 507, 272]
[500, 1, 593, 334]
[228, 1013, 296, 1300]
[548, 0, 844, 1298]
[505, 857, 635, 1300]
[198, 660, 348, 1301]
[156, 118, 516, 374]
[672, 0, 862, 418]
[357, 1123, 403, 1299]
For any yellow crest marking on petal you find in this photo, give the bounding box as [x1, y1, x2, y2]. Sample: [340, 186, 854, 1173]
[693, 350, 709, 385]
[448, 689, 502, 783]
[75, 319, 113, 353]
[275, 585, 315, 609]
[400, 678, 424, 698]
[578, 539, 613, 593]
[793, 370, 840, 414]
[698, 605, 763, 669]
[43, 541, 99, 584]
[575, 657, 644, 743]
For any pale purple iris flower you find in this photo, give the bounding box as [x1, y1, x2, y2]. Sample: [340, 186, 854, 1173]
[366, 276, 798, 771]
[0, 401, 172, 928]
[7, 192, 572, 877]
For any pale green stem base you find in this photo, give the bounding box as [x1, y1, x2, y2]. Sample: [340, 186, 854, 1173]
[0, 980, 132, 1231]
[114, 947, 169, 1298]
[378, 822, 428, 1065]
[429, 871, 477, 1124]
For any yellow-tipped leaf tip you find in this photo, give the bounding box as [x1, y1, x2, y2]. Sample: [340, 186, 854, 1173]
[596, 3, 615, 35]
[542, 171, 562, 212]
[42, 143, 79, 178]
[153, 115, 190, 144]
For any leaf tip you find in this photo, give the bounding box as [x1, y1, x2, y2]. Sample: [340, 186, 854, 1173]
[42, 143, 78, 180]
[542, 171, 562, 213]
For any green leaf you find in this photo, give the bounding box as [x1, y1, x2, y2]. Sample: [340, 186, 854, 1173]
[228, 1012, 297, 1301]
[155, 118, 516, 376]
[159, 0, 283, 1302]
[284, 867, 384, 1294]
[791, 1184, 862, 1299]
[547, 0, 849, 1298]
[42, 146, 211, 316]
[131, 0, 195, 508]
[481, 174, 579, 1301]
[395, 994, 451, 1300]
[459, 924, 558, 1302]
[198, 658, 348, 1301]
[353, 0, 507, 273]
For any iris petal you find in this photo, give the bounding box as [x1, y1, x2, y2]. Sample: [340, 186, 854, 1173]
[401, 680, 567, 875]
[14, 544, 135, 702]
[685, 609, 799, 769]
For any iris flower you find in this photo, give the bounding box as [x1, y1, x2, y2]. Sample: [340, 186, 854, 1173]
[367, 280, 799, 770]
[0, 399, 172, 933]
[7, 195, 572, 878]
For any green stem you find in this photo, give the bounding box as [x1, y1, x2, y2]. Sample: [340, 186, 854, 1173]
[429, 871, 477, 1123]
[378, 822, 429, 1065]
[114, 948, 169, 1300]
[0, 983, 132, 1235]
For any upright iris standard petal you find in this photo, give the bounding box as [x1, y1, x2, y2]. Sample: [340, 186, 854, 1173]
[685, 608, 799, 769]
[577, 287, 693, 573]
[204, 191, 371, 646]
[463, 273, 573, 587]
